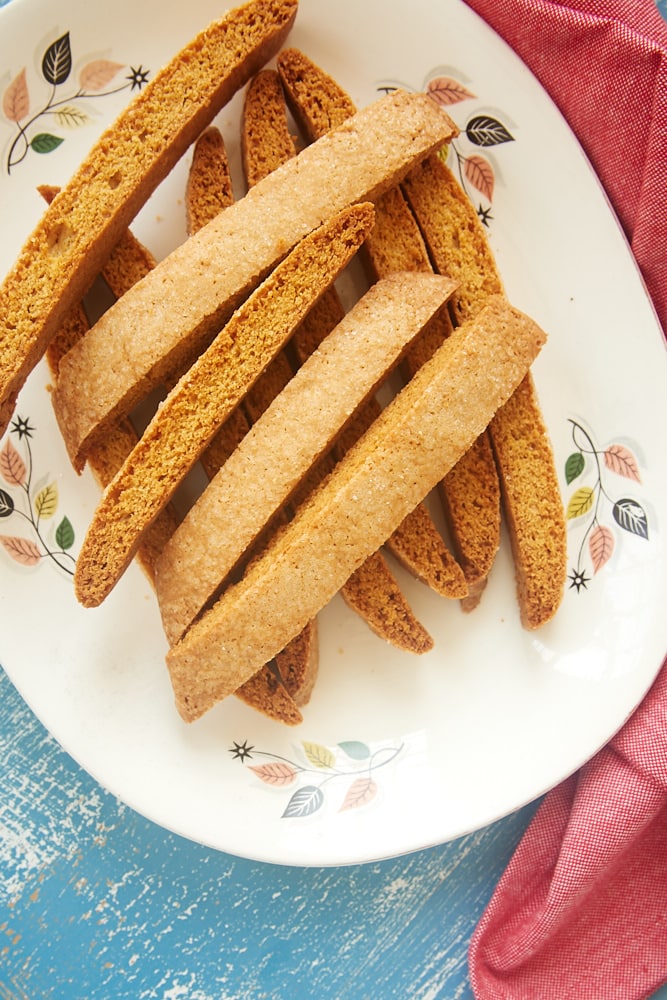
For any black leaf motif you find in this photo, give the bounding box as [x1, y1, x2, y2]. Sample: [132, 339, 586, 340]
[42, 32, 72, 86]
[0, 488, 15, 518]
[612, 498, 649, 540]
[466, 114, 514, 147]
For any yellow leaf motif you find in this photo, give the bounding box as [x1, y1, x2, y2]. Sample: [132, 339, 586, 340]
[302, 741, 335, 770]
[567, 486, 595, 520]
[54, 104, 90, 129]
[34, 482, 58, 519]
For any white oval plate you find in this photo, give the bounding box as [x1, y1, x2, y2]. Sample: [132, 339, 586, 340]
[1, 0, 666, 866]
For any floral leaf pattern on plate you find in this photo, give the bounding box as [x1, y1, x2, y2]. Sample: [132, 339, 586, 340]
[230, 738, 404, 820]
[565, 419, 650, 591]
[0, 416, 76, 575]
[426, 75, 476, 106]
[1, 29, 149, 174]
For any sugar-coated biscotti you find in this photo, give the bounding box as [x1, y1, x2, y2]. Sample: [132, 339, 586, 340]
[184, 124, 310, 723]
[73, 202, 376, 609]
[247, 61, 466, 603]
[154, 271, 456, 644]
[166, 296, 547, 722]
[277, 47, 498, 606]
[0, 0, 299, 439]
[51, 89, 458, 471]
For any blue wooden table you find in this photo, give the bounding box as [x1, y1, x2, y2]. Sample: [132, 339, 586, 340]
[2, 661, 666, 999]
[0, 663, 534, 1000]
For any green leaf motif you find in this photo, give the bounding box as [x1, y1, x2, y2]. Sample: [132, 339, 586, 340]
[302, 741, 335, 770]
[34, 482, 58, 519]
[566, 486, 594, 520]
[55, 516, 75, 550]
[338, 741, 371, 761]
[31, 133, 65, 155]
[565, 451, 585, 485]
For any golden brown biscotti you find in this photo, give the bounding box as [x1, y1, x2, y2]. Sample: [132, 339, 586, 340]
[339, 552, 434, 654]
[241, 67, 458, 641]
[185, 123, 312, 723]
[154, 271, 456, 643]
[51, 90, 458, 470]
[401, 153, 504, 323]
[402, 153, 567, 627]
[278, 48, 490, 603]
[185, 126, 236, 237]
[241, 70, 298, 186]
[37, 186, 178, 584]
[0, 0, 299, 439]
[73, 202, 376, 609]
[166, 296, 547, 722]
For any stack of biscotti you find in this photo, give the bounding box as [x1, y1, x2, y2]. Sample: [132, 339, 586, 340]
[276, 47, 566, 631]
[0, 1, 562, 728]
[181, 126, 312, 725]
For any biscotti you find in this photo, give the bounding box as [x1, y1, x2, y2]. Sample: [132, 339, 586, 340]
[0, 0, 299, 439]
[402, 153, 567, 627]
[154, 270, 456, 644]
[37, 186, 179, 584]
[51, 89, 458, 470]
[166, 296, 547, 722]
[277, 48, 498, 606]
[245, 64, 466, 602]
[73, 202, 375, 608]
[184, 125, 310, 723]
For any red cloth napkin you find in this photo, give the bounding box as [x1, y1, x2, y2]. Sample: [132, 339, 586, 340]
[464, 2, 667, 998]
[465, 0, 667, 335]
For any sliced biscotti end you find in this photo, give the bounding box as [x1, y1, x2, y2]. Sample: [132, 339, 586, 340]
[166, 296, 547, 722]
[242, 70, 298, 187]
[186, 127, 235, 236]
[277, 47, 357, 139]
[490, 374, 566, 629]
[341, 553, 434, 654]
[401, 152, 504, 323]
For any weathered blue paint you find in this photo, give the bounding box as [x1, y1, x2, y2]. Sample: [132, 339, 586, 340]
[3, 667, 667, 999]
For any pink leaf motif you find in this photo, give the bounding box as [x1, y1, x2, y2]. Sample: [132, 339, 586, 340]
[2, 68, 30, 122]
[0, 438, 26, 486]
[464, 154, 495, 201]
[339, 776, 377, 812]
[604, 444, 641, 483]
[427, 76, 476, 107]
[0, 535, 41, 566]
[79, 60, 125, 92]
[589, 525, 614, 573]
[249, 762, 298, 787]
